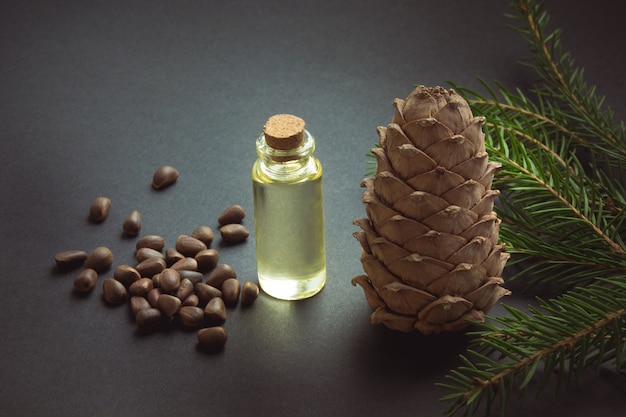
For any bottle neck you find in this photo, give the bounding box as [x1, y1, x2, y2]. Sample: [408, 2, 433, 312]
[256, 129, 318, 181]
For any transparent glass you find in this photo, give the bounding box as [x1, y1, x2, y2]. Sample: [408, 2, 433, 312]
[252, 130, 326, 300]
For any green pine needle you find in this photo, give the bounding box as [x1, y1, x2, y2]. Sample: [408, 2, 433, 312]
[437, 284, 626, 417]
[437, 0, 626, 415]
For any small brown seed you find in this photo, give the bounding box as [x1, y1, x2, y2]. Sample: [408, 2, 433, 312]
[165, 247, 185, 266]
[102, 278, 127, 304]
[218, 204, 246, 226]
[206, 264, 236, 288]
[194, 282, 222, 304]
[222, 278, 241, 307]
[204, 297, 227, 324]
[130, 296, 152, 316]
[152, 165, 179, 190]
[84, 246, 114, 272]
[175, 235, 207, 257]
[195, 249, 219, 272]
[135, 235, 166, 251]
[146, 288, 162, 308]
[182, 293, 199, 307]
[136, 247, 165, 263]
[152, 273, 162, 288]
[129, 277, 154, 296]
[178, 306, 205, 328]
[157, 293, 182, 317]
[135, 257, 166, 277]
[241, 281, 260, 306]
[190, 226, 214, 246]
[160, 268, 181, 294]
[54, 250, 88, 269]
[136, 308, 165, 331]
[73, 268, 98, 292]
[89, 197, 111, 222]
[178, 270, 204, 285]
[176, 278, 194, 301]
[219, 224, 250, 244]
[171, 257, 198, 272]
[122, 210, 142, 236]
[113, 265, 141, 287]
[197, 326, 227, 352]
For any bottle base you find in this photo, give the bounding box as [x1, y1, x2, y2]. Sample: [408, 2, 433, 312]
[258, 271, 326, 301]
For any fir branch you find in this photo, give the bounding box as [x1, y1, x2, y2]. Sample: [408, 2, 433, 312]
[470, 97, 586, 164]
[439, 0, 626, 415]
[438, 282, 626, 417]
[449, 81, 626, 289]
[459, 81, 625, 225]
[488, 121, 624, 255]
[510, 0, 626, 160]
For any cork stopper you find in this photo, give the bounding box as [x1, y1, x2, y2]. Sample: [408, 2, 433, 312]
[263, 114, 306, 150]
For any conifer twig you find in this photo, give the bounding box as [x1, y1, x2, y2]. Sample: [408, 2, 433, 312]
[439, 0, 626, 415]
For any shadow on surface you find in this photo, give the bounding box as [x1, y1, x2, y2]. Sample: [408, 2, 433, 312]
[350, 323, 472, 379]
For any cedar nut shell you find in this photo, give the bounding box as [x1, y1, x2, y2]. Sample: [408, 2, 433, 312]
[219, 224, 250, 244]
[89, 197, 111, 222]
[84, 246, 114, 273]
[197, 326, 228, 352]
[217, 205, 246, 226]
[103, 278, 127, 304]
[73, 268, 98, 292]
[152, 165, 179, 190]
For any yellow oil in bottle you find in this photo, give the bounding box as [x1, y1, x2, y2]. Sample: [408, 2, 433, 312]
[252, 163, 326, 300]
[251, 114, 326, 300]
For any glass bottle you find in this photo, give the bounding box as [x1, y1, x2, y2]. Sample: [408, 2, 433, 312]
[252, 114, 326, 300]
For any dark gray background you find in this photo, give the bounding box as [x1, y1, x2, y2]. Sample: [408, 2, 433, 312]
[2, 1, 625, 416]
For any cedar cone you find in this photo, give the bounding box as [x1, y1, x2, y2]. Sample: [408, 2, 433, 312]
[352, 85, 510, 334]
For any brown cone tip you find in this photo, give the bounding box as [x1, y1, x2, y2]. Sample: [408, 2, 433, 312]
[263, 114, 306, 150]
